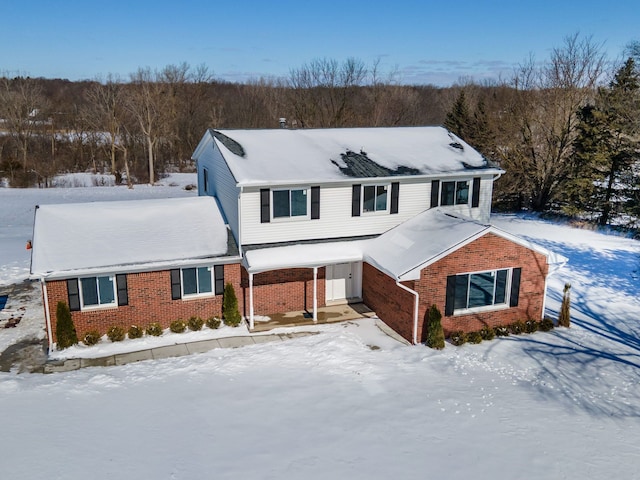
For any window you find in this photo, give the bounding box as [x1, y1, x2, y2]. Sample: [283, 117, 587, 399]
[79, 276, 117, 308]
[362, 184, 388, 213]
[272, 188, 308, 219]
[171, 265, 224, 300]
[441, 180, 469, 206]
[203, 168, 209, 194]
[448, 268, 513, 314]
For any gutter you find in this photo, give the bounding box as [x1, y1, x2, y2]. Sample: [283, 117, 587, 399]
[395, 280, 420, 345]
[41, 278, 53, 353]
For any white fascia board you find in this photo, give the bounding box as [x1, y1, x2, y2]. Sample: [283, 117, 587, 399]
[31, 255, 243, 282]
[191, 130, 214, 160]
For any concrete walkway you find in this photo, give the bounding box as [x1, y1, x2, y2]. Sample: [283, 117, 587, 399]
[43, 331, 316, 373]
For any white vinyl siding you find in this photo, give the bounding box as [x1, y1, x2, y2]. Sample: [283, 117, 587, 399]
[240, 181, 428, 245]
[196, 135, 241, 242]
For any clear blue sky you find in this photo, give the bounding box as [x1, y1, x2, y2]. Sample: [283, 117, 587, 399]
[2, 0, 638, 86]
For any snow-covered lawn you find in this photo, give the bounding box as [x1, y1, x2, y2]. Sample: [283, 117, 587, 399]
[1, 175, 640, 479]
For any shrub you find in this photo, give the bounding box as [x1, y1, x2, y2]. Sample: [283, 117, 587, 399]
[425, 305, 445, 349]
[467, 331, 483, 344]
[539, 317, 555, 332]
[480, 325, 495, 341]
[83, 330, 102, 346]
[449, 330, 467, 346]
[558, 282, 571, 328]
[494, 325, 510, 337]
[509, 321, 525, 335]
[170, 319, 187, 333]
[524, 319, 539, 334]
[128, 325, 144, 339]
[188, 316, 204, 331]
[146, 322, 163, 337]
[107, 326, 125, 342]
[223, 283, 242, 327]
[55, 301, 78, 349]
[206, 316, 221, 329]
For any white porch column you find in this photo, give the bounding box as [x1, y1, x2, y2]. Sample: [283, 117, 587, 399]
[249, 272, 255, 330]
[313, 267, 318, 323]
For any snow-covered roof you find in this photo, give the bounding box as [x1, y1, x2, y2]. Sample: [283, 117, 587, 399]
[30, 196, 235, 279]
[205, 127, 502, 186]
[365, 209, 567, 281]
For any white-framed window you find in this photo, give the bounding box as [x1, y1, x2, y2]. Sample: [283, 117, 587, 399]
[362, 184, 389, 213]
[171, 265, 224, 300]
[454, 268, 510, 312]
[441, 180, 469, 206]
[272, 188, 309, 219]
[79, 275, 117, 309]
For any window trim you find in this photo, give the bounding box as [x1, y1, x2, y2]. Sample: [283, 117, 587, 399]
[440, 179, 470, 206]
[78, 275, 118, 310]
[173, 265, 225, 300]
[431, 177, 481, 208]
[271, 187, 311, 222]
[451, 267, 512, 315]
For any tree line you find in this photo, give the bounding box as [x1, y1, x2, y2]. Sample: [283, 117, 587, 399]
[1, 34, 639, 227]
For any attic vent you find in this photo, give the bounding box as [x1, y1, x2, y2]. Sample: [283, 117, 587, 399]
[211, 130, 246, 157]
[449, 142, 464, 150]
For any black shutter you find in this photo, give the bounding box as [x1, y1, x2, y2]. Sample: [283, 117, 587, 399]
[390, 182, 400, 214]
[116, 274, 128, 306]
[445, 275, 456, 316]
[509, 268, 522, 307]
[311, 186, 320, 219]
[352, 184, 361, 217]
[214, 265, 225, 295]
[472, 177, 481, 208]
[170, 269, 182, 300]
[260, 188, 270, 223]
[67, 278, 80, 312]
[430, 180, 440, 208]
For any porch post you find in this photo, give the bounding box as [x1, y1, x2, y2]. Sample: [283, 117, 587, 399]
[313, 267, 318, 322]
[249, 272, 255, 330]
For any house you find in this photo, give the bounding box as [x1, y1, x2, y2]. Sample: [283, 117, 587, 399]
[192, 126, 565, 344]
[31, 126, 564, 350]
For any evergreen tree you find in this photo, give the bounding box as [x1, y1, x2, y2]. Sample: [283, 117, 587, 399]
[222, 282, 242, 327]
[55, 301, 78, 349]
[443, 90, 472, 139]
[425, 304, 445, 349]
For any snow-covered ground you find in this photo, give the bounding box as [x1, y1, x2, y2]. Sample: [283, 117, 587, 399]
[1, 175, 640, 479]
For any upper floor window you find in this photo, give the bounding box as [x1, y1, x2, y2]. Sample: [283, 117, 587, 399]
[203, 168, 209, 194]
[363, 184, 388, 213]
[273, 188, 308, 219]
[431, 177, 481, 209]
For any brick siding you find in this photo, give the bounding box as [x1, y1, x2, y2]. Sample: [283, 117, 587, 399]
[44, 263, 242, 342]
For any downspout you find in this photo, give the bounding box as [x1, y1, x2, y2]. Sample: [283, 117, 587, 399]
[396, 280, 419, 345]
[41, 278, 53, 353]
[237, 186, 243, 257]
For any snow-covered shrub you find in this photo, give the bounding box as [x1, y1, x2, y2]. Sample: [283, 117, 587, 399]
[223, 283, 242, 327]
[539, 317, 555, 332]
[146, 322, 163, 337]
[494, 325, 510, 337]
[55, 301, 78, 349]
[449, 330, 467, 346]
[188, 316, 204, 331]
[83, 330, 101, 346]
[128, 325, 144, 339]
[467, 331, 483, 344]
[480, 325, 495, 341]
[170, 320, 186, 333]
[425, 304, 445, 349]
[509, 321, 525, 335]
[524, 319, 539, 334]
[107, 326, 125, 342]
[206, 317, 221, 329]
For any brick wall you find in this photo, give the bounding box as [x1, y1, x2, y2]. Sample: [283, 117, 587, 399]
[44, 263, 242, 342]
[240, 267, 326, 315]
[362, 263, 416, 343]
[413, 233, 549, 339]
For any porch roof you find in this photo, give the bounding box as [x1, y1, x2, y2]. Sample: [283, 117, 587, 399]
[243, 239, 367, 274]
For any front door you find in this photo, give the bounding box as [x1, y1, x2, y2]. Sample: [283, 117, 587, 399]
[326, 262, 362, 303]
